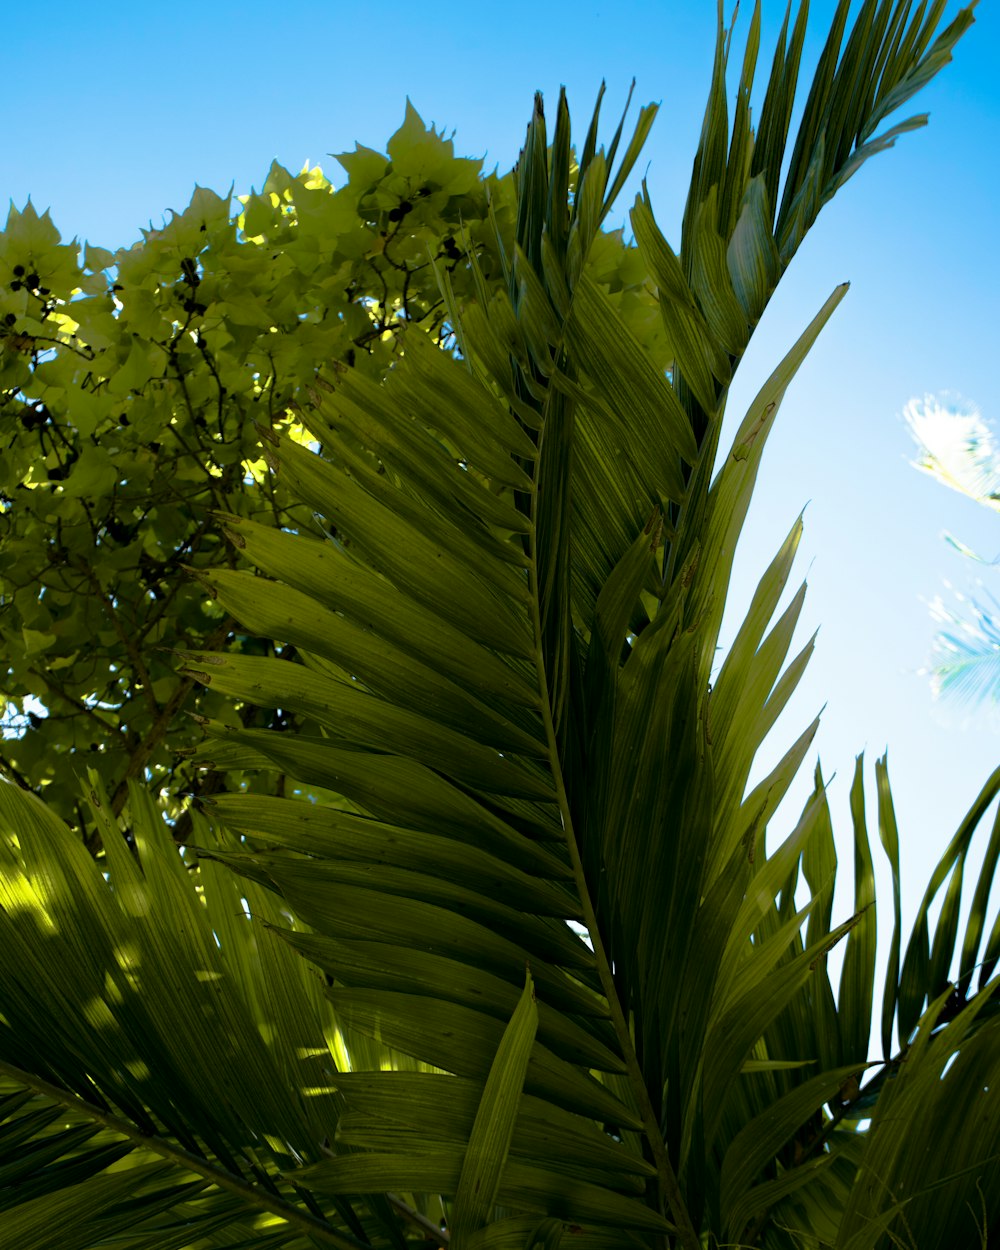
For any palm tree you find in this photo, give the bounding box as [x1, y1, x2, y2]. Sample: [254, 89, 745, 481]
[905, 393, 1000, 706]
[2, 3, 997, 1248]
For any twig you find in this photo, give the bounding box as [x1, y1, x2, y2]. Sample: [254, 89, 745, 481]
[26, 667, 119, 737]
[107, 615, 234, 820]
[80, 563, 159, 719]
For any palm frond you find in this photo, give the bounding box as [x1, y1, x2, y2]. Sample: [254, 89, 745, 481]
[0, 3, 980, 1246]
[175, 6, 976, 1237]
[837, 987, 1000, 1250]
[891, 761, 1000, 1043]
[0, 1070, 332, 1250]
[905, 392, 1000, 509]
[0, 778, 392, 1248]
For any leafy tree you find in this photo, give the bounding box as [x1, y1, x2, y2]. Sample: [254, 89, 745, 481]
[2, 3, 998, 1250]
[0, 107, 662, 835]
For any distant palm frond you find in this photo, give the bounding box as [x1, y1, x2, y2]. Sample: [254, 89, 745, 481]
[929, 582, 1000, 705]
[905, 394, 1000, 706]
[905, 393, 1000, 509]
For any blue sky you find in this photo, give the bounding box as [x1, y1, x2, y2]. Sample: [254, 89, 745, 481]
[5, 2, 1000, 990]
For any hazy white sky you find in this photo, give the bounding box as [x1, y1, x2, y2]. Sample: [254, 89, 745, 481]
[5, 1, 1000, 1014]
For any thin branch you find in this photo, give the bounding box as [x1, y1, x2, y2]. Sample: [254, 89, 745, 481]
[26, 667, 119, 737]
[0, 750, 34, 792]
[136, 515, 214, 644]
[194, 332, 228, 434]
[79, 563, 159, 720]
[107, 615, 234, 821]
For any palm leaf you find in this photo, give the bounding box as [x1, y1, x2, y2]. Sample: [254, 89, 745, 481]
[0, 1074, 324, 1250]
[836, 988, 1000, 1250]
[0, 3, 977, 1246]
[175, 7, 974, 1243]
[894, 761, 1000, 1044]
[719, 751, 1000, 1246]
[787, 756, 1000, 1249]
[0, 778, 392, 1248]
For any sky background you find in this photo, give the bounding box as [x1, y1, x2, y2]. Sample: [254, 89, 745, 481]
[5, 2, 1000, 1008]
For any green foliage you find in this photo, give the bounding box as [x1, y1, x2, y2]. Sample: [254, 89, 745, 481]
[0, 3, 995, 1249]
[0, 106, 662, 830]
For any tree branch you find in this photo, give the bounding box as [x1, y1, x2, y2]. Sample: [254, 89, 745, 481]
[0, 749, 34, 792]
[26, 667, 120, 737]
[107, 615, 234, 821]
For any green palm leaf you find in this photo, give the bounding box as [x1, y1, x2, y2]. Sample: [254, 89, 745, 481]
[0, 3, 979, 1247]
[0, 778, 391, 1249]
[173, 7, 975, 1243]
[837, 988, 1000, 1250]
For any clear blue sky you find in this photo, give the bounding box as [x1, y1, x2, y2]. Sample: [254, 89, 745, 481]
[6, 2, 1000, 989]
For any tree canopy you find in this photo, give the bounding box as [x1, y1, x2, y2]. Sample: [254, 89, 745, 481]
[0, 104, 662, 832]
[2, 3, 998, 1249]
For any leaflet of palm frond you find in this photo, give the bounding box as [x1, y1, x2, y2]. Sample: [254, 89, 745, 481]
[943, 532, 999, 564]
